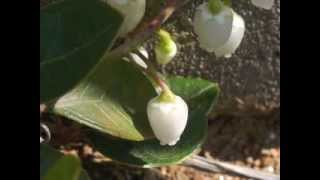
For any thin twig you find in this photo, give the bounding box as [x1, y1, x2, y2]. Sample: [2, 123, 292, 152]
[183, 155, 280, 180]
[105, 0, 192, 59]
[133, 49, 170, 92]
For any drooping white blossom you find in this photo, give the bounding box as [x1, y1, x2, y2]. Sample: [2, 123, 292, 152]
[147, 93, 188, 146]
[193, 2, 245, 58]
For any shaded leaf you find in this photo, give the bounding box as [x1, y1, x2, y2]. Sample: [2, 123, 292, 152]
[79, 170, 91, 180]
[40, 0, 123, 103]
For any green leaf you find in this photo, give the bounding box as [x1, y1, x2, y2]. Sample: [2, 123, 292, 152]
[40, 144, 62, 178]
[87, 76, 219, 167]
[79, 170, 91, 180]
[53, 56, 219, 166]
[40, 144, 90, 180]
[40, 0, 123, 103]
[54, 58, 157, 141]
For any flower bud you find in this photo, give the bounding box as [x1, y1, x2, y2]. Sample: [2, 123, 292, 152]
[106, 0, 146, 37]
[251, 0, 274, 10]
[155, 29, 177, 65]
[193, 2, 245, 58]
[147, 91, 188, 146]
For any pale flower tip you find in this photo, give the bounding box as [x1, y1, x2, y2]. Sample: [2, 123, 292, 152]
[159, 137, 180, 146]
[168, 141, 177, 146]
[129, 47, 148, 69]
[224, 54, 232, 58]
[160, 141, 167, 146]
[168, 137, 180, 146]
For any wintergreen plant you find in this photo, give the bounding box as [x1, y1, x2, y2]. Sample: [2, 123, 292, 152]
[40, 0, 276, 179]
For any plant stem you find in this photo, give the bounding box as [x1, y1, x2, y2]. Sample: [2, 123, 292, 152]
[133, 49, 170, 93]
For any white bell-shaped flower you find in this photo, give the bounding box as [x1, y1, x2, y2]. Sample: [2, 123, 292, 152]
[251, 0, 274, 10]
[155, 29, 177, 65]
[147, 91, 188, 146]
[193, 1, 245, 58]
[106, 0, 146, 37]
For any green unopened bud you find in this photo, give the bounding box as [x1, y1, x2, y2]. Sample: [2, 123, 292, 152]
[155, 29, 177, 65]
[209, 0, 223, 15]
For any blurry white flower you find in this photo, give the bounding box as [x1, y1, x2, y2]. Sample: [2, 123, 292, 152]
[130, 47, 148, 69]
[123, 47, 148, 69]
[155, 29, 177, 65]
[193, 2, 245, 58]
[251, 0, 274, 10]
[147, 92, 188, 146]
[106, 0, 146, 37]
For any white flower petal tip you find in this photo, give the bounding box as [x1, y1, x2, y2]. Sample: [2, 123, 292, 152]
[106, 0, 146, 37]
[251, 0, 274, 10]
[147, 95, 188, 146]
[160, 138, 179, 146]
[123, 47, 148, 69]
[131, 47, 148, 69]
[193, 3, 245, 58]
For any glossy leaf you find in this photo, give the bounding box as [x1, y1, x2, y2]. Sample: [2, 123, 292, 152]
[54, 58, 157, 141]
[40, 0, 123, 103]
